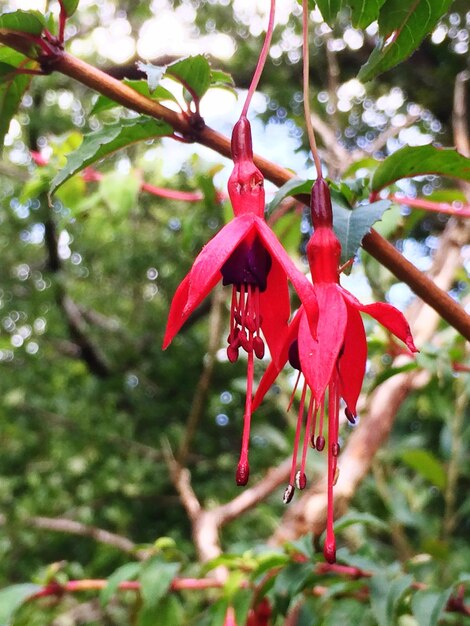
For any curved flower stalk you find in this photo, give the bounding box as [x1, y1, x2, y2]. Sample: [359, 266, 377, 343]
[254, 177, 417, 562]
[163, 117, 317, 486]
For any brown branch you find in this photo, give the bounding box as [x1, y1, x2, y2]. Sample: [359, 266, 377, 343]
[61, 295, 110, 377]
[453, 70, 470, 158]
[217, 458, 291, 525]
[42, 206, 111, 376]
[362, 229, 470, 341]
[0, 161, 29, 181]
[0, 513, 147, 559]
[0, 40, 466, 340]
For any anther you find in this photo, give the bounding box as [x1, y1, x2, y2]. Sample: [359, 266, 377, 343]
[227, 345, 239, 363]
[333, 467, 340, 486]
[295, 471, 307, 490]
[332, 443, 340, 457]
[238, 329, 250, 351]
[253, 336, 265, 359]
[316, 436, 325, 451]
[236, 461, 250, 486]
[245, 315, 257, 333]
[283, 484, 295, 504]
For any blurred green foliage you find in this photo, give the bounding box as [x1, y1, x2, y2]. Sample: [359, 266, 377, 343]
[0, 0, 469, 624]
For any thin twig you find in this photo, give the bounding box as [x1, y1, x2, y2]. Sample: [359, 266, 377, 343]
[0, 514, 146, 559]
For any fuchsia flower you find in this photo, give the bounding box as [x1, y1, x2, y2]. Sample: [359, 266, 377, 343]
[254, 177, 417, 563]
[163, 116, 317, 486]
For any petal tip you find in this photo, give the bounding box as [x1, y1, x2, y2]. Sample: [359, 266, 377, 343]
[407, 337, 419, 353]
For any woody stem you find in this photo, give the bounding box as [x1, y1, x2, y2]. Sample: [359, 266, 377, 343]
[0, 40, 468, 340]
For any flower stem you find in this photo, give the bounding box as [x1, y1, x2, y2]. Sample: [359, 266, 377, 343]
[241, 0, 276, 118]
[302, 0, 322, 179]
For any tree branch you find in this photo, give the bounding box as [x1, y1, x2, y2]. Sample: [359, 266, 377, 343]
[42, 206, 111, 377]
[0, 42, 465, 340]
[0, 514, 146, 559]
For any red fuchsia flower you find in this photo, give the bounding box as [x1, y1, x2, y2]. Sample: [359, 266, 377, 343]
[253, 177, 417, 563]
[163, 116, 317, 486]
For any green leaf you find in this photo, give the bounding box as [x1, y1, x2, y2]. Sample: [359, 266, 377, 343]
[333, 199, 391, 264]
[91, 79, 177, 115]
[138, 557, 180, 610]
[0, 10, 45, 35]
[167, 55, 212, 99]
[371, 361, 419, 389]
[411, 588, 453, 626]
[371, 145, 470, 191]
[333, 511, 390, 534]
[348, 0, 387, 28]
[60, 0, 80, 17]
[210, 68, 235, 91]
[100, 561, 141, 606]
[400, 449, 447, 489]
[207, 598, 230, 626]
[358, 0, 453, 81]
[0, 583, 41, 626]
[50, 116, 172, 193]
[233, 588, 252, 626]
[369, 573, 414, 626]
[250, 553, 290, 584]
[314, 0, 344, 27]
[267, 177, 312, 213]
[273, 563, 314, 599]
[138, 595, 183, 626]
[136, 61, 166, 93]
[0, 48, 35, 148]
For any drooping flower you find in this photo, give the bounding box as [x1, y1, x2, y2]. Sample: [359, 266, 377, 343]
[254, 177, 417, 562]
[163, 116, 317, 486]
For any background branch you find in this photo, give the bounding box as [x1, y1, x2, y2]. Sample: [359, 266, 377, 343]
[10, 47, 463, 341]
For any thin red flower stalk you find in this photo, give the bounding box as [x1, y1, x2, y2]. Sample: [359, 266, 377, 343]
[240, 0, 276, 118]
[30, 153, 222, 202]
[29, 577, 224, 601]
[389, 193, 470, 218]
[302, 0, 322, 178]
[254, 178, 417, 563]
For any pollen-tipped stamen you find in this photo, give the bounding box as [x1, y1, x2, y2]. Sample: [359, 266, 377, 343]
[298, 394, 316, 489]
[287, 380, 308, 494]
[315, 397, 326, 451]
